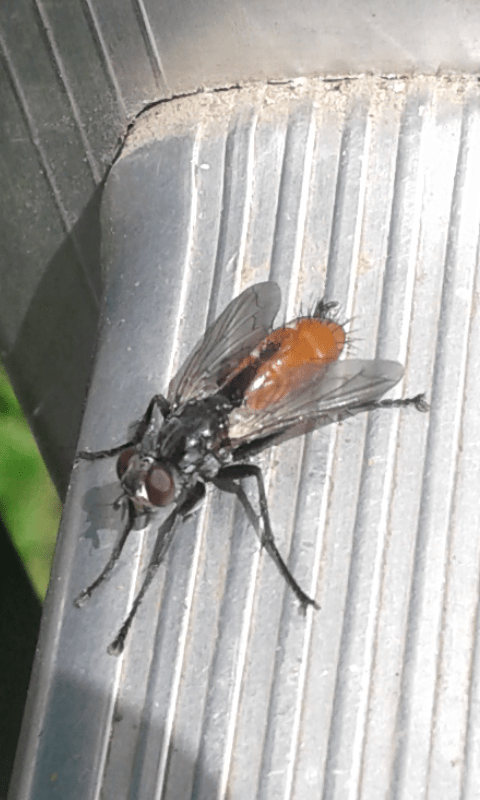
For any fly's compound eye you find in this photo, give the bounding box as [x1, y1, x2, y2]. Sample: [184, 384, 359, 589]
[116, 447, 137, 479]
[145, 465, 175, 507]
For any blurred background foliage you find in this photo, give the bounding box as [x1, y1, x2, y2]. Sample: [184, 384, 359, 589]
[0, 363, 61, 600]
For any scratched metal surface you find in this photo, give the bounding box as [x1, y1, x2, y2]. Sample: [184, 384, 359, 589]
[10, 77, 480, 800]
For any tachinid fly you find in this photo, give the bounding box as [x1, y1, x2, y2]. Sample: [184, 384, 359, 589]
[75, 282, 428, 655]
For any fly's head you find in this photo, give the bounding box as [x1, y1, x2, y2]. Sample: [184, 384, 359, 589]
[116, 447, 176, 511]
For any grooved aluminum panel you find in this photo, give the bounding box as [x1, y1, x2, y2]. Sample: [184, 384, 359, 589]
[9, 77, 480, 800]
[3, 0, 480, 495]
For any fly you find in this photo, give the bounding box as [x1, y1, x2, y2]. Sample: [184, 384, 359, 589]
[75, 282, 428, 655]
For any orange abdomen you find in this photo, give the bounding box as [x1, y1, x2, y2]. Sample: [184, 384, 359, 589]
[244, 317, 345, 409]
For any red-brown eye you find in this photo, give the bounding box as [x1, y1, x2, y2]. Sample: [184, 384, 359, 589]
[116, 447, 137, 479]
[146, 465, 175, 506]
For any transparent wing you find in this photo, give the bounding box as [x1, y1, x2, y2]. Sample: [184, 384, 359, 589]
[168, 282, 281, 405]
[228, 358, 404, 447]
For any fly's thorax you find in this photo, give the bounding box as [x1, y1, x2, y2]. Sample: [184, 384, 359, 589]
[158, 397, 231, 459]
[156, 396, 232, 481]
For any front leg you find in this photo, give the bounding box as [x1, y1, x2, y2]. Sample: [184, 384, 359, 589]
[76, 393, 170, 462]
[74, 499, 137, 607]
[108, 482, 206, 655]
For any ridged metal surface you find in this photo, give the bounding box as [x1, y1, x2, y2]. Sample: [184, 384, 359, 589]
[2, 1, 480, 494]
[9, 77, 480, 800]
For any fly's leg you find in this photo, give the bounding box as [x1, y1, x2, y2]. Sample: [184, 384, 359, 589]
[350, 392, 429, 416]
[76, 393, 171, 462]
[313, 298, 339, 319]
[107, 507, 180, 657]
[74, 500, 137, 607]
[214, 464, 319, 612]
[108, 483, 205, 656]
[372, 393, 429, 412]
